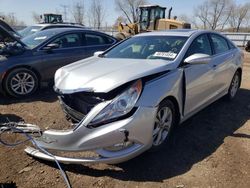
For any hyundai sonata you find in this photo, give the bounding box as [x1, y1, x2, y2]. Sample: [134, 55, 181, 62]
[25, 30, 243, 164]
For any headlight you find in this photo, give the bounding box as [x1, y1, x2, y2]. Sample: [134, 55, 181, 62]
[89, 79, 142, 126]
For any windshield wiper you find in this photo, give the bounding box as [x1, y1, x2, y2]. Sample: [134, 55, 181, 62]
[98, 54, 105, 58]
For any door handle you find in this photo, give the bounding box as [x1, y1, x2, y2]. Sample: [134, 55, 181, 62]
[213, 64, 217, 68]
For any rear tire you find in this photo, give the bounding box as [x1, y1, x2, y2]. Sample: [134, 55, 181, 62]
[4, 68, 38, 98]
[226, 71, 240, 100]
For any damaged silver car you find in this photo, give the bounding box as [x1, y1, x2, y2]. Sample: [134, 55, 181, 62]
[25, 30, 243, 164]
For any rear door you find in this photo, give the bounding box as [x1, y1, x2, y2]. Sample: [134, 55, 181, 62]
[183, 34, 216, 116]
[209, 34, 237, 94]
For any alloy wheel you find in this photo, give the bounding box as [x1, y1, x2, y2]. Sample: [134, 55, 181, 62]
[10, 72, 35, 95]
[153, 106, 173, 146]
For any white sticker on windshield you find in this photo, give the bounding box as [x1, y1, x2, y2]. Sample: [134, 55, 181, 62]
[31, 29, 38, 32]
[153, 52, 177, 59]
[34, 36, 47, 40]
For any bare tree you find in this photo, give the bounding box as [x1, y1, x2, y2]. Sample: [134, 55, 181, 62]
[114, 0, 147, 23]
[194, 1, 209, 29]
[72, 1, 85, 24]
[32, 12, 41, 23]
[88, 0, 106, 29]
[60, 4, 69, 22]
[178, 14, 189, 23]
[229, 2, 250, 32]
[194, 0, 233, 30]
[1, 13, 25, 26]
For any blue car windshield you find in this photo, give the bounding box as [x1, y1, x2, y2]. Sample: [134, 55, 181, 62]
[104, 36, 188, 60]
[21, 30, 60, 49]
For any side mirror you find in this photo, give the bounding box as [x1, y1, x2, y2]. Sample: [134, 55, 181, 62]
[94, 51, 104, 57]
[184, 53, 211, 65]
[43, 43, 59, 51]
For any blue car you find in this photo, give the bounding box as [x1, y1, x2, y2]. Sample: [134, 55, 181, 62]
[0, 26, 117, 97]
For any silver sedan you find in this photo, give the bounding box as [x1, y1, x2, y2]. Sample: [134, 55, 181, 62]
[25, 30, 243, 164]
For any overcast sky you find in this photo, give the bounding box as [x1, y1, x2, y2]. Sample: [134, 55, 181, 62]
[0, 0, 249, 26]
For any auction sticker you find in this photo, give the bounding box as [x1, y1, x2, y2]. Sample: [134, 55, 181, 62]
[153, 52, 177, 59]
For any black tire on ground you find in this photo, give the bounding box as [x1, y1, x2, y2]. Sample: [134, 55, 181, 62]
[245, 41, 250, 52]
[150, 99, 177, 152]
[4, 68, 38, 98]
[226, 71, 241, 101]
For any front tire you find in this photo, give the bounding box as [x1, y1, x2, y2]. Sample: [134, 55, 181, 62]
[151, 99, 177, 151]
[4, 68, 38, 98]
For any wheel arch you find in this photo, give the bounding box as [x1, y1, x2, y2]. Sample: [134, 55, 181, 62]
[236, 67, 242, 88]
[2, 65, 41, 89]
[160, 95, 181, 125]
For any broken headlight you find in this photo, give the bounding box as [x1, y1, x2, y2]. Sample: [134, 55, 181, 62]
[89, 80, 142, 126]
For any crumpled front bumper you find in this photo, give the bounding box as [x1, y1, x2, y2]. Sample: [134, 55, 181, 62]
[25, 105, 157, 164]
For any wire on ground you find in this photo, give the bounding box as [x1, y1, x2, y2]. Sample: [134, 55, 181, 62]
[0, 122, 72, 188]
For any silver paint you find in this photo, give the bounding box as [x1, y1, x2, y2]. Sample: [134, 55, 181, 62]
[25, 30, 243, 164]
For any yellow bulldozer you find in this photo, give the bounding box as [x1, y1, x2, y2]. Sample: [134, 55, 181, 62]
[116, 5, 191, 40]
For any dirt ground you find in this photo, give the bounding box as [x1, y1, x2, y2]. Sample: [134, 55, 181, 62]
[0, 52, 250, 188]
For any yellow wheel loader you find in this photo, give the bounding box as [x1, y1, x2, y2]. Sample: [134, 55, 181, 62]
[116, 5, 191, 40]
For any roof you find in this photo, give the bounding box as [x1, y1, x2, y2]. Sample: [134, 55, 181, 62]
[33, 27, 90, 34]
[31, 27, 116, 39]
[135, 29, 199, 37]
[33, 23, 85, 28]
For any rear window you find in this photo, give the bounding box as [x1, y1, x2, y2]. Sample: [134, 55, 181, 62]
[19, 26, 42, 37]
[84, 33, 114, 46]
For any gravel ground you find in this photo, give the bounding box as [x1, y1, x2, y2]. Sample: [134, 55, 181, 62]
[0, 52, 250, 188]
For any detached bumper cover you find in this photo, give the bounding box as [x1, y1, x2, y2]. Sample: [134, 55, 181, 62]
[25, 106, 157, 164]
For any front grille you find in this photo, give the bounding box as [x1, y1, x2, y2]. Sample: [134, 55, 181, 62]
[59, 92, 104, 123]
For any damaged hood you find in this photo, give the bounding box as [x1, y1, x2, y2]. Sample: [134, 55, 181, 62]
[55, 57, 176, 94]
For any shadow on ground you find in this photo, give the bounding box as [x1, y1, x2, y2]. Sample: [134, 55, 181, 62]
[23, 88, 250, 182]
[0, 88, 58, 105]
[0, 114, 24, 123]
[0, 182, 17, 188]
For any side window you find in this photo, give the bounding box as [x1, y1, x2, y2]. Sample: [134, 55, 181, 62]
[84, 33, 109, 46]
[211, 34, 229, 54]
[102, 36, 115, 44]
[50, 33, 81, 48]
[186, 34, 212, 57]
[228, 40, 236, 49]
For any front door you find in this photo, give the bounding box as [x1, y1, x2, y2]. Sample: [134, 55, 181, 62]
[183, 34, 216, 116]
[37, 32, 86, 81]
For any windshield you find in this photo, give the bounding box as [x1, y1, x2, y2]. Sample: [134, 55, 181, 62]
[18, 26, 43, 37]
[21, 29, 60, 49]
[104, 36, 188, 60]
